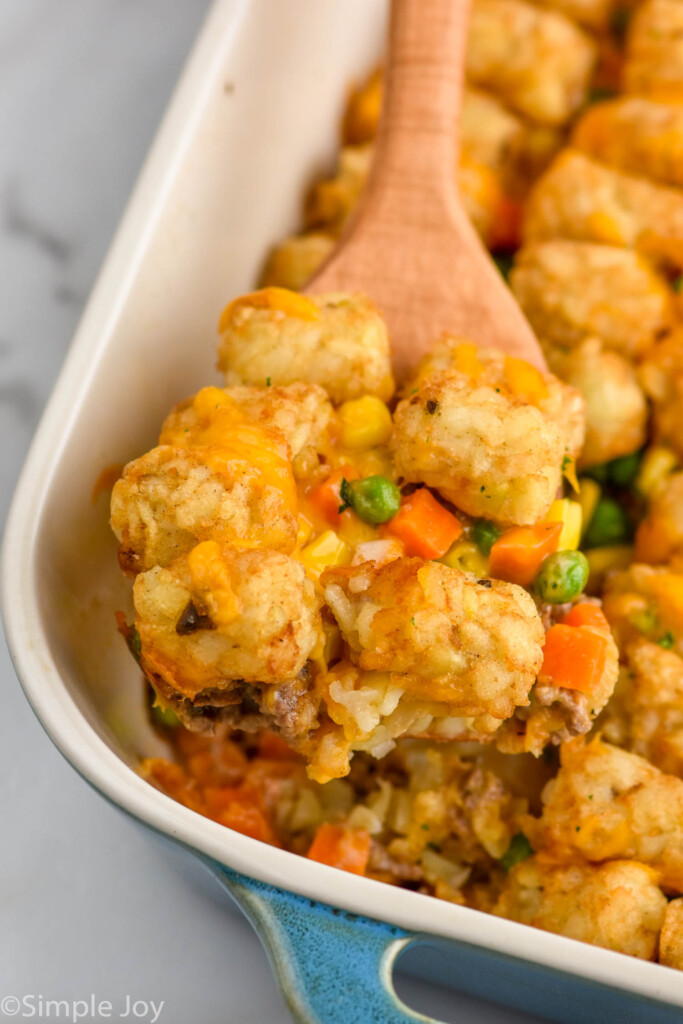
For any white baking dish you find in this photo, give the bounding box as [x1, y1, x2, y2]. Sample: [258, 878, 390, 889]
[3, 1, 683, 1020]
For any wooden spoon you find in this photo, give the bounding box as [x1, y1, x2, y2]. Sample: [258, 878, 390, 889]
[305, 0, 546, 380]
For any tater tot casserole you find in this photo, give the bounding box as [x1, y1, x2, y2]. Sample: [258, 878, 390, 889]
[108, 0, 683, 972]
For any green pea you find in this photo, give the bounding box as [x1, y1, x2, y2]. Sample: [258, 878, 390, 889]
[470, 518, 502, 556]
[659, 631, 675, 650]
[500, 832, 533, 872]
[534, 550, 589, 604]
[607, 451, 642, 488]
[587, 85, 617, 105]
[581, 464, 609, 485]
[342, 475, 401, 525]
[583, 497, 632, 548]
[125, 625, 142, 665]
[152, 703, 180, 728]
[493, 253, 514, 282]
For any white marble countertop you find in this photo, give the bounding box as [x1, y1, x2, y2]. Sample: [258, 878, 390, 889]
[0, 3, 548, 1022]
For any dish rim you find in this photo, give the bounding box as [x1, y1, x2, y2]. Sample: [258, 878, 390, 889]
[3, 0, 683, 1009]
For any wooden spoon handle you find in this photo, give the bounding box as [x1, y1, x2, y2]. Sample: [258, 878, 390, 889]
[372, 0, 470, 198]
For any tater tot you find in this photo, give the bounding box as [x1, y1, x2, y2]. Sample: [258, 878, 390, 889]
[304, 145, 372, 237]
[218, 290, 394, 405]
[660, 899, 683, 969]
[635, 471, 683, 566]
[111, 442, 298, 575]
[640, 333, 683, 460]
[260, 232, 335, 291]
[495, 856, 667, 960]
[623, 0, 683, 103]
[602, 641, 683, 778]
[547, 337, 648, 468]
[529, 736, 683, 891]
[342, 68, 382, 146]
[461, 88, 526, 173]
[160, 383, 335, 482]
[392, 341, 584, 525]
[573, 98, 683, 190]
[511, 241, 672, 358]
[321, 557, 544, 721]
[523, 150, 683, 251]
[603, 564, 683, 660]
[466, 0, 596, 125]
[533, 0, 618, 29]
[133, 542, 323, 702]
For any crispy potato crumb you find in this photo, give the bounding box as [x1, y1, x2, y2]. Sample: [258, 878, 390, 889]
[392, 341, 584, 525]
[322, 557, 544, 720]
[495, 856, 666, 959]
[660, 899, 683, 969]
[111, 444, 298, 574]
[547, 337, 648, 468]
[528, 737, 683, 891]
[160, 383, 335, 482]
[511, 240, 672, 359]
[133, 543, 323, 702]
[218, 291, 394, 404]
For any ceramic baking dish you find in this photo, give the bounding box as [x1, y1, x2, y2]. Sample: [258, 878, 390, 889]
[4, 1, 683, 1020]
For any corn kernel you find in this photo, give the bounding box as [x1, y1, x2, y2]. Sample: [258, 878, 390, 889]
[337, 513, 378, 548]
[544, 499, 582, 551]
[585, 545, 633, 594]
[339, 396, 393, 449]
[635, 446, 678, 498]
[299, 530, 351, 574]
[440, 539, 489, 575]
[578, 479, 601, 536]
[296, 514, 313, 549]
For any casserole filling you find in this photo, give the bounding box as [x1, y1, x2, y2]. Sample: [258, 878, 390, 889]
[108, 0, 683, 970]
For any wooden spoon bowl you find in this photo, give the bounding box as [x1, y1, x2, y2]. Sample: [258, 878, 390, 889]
[305, 0, 545, 380]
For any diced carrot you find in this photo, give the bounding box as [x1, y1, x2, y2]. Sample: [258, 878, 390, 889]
[257, 731, 302, 761]
[141, 758, 205, 814]
[491, 195, 523, 251]
[560, 604, 611, 633]
[308, 467, 359, 526]
[539, 624, 611, 693]
[204, 785, 252, 815]
[489, 522, 562, 586]
[187, 751, 221, 786]
[307, 823, 371, 875]
[216, 740, 249, 775]
[384, 488, 463, 559]
[174, 729, 213, 757]
[217, 801, 280, 846]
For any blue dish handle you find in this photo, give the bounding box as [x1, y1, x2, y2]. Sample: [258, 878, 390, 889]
[206, 862, 443, 1024]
